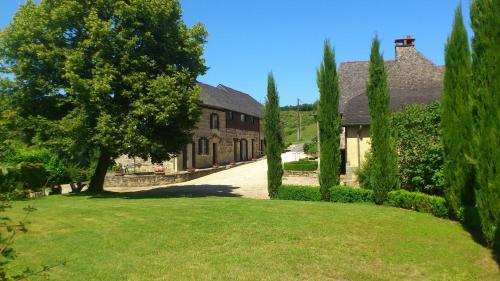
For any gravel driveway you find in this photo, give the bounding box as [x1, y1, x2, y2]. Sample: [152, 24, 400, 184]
[105, 148, 313, 199]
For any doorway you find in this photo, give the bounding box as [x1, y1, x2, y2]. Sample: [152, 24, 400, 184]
[191, 142, 196, 169]
[240, 139, 248, 161]
[182, 145, 188, 170]
[212, 143, 218, 165]
[233, 139, 238, 162]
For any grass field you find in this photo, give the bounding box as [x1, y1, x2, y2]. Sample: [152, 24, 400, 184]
[6, 195, 499, 280]
[281, 110, 317, 145]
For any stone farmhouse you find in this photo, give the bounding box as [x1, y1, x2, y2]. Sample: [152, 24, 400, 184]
[339, 36, 443, 181]
[116, 82, 264, 173]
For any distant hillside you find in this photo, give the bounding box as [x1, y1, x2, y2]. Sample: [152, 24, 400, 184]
[281, 110, 317, 145]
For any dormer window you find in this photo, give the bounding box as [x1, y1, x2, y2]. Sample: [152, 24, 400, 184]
[210, 113, 219, 129]
[240, 114, 246, 122]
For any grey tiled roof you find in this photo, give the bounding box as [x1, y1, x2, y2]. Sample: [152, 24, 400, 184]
[197, 82, 263, 118]
[339, 46, 444, 125]
[342, 86, 442, 125]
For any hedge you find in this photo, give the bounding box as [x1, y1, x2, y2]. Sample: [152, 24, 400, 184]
[283, 160, 318, 171]
[276, 185, 321, 201]
[277, 185, 448, 219]
[330, 186, 375, 203]
[385, 189, 448, 218]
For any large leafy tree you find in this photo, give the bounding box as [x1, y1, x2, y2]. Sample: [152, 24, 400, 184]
[316, 40, 340, 200]
[264, 73, 283, 199]
[470, 0, 499, 249]
[441, 6, 475, 218]
[366, 36, 399, 204]
[0, 0, 207, 192]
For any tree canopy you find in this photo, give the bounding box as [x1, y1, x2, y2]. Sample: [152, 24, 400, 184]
[0, 0, 207, 192]
[317, 40, 341, 200]
[265, 73, 283, 199]
[366, 36, 399, 204]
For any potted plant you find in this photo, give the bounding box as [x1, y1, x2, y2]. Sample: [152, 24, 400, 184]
[154, 165, 165, 175]
[229, 160, 236, 167]
[212, 162, 219, 168]
[114, 164, 125, 176]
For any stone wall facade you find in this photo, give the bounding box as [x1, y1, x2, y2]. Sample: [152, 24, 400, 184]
[115, 106, 264, 174]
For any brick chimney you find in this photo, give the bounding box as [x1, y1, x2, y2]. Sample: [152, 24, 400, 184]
[395, 35, 415, 61]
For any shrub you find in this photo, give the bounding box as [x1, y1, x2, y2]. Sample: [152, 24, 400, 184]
[330, 186, 375, 203]
[386, 190, 448, 218]
[283, 159, 318, 171]
[303, 140, 318, 155]
[0, 167, 21, 194]
[391, 103, 444, 195]
[277, 185, 321, 201]
[18, 162, 48, 191]
[355, 151, 376, 190]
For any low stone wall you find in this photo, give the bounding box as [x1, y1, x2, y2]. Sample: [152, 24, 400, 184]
[283, 170, 319, 178]
[104, 166, 226, 188]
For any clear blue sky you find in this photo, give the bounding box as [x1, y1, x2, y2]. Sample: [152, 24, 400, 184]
[1, 0, 472, 106]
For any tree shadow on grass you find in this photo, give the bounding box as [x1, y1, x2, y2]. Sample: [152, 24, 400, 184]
[68, 184, 242, 200]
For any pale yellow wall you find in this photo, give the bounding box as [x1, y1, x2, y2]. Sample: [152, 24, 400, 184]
[345, 125, 371, 174]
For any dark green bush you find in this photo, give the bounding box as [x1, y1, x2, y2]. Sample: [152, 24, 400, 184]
[283, 159, 318, 171]
[355, 151, 376, 190]
[386, 189, 448, 218]
[330, 186, 375, 203]
[276, 185, 321, 201]
[303, 140, 318, 155]
[18, 162, 48, 191]
[0, 167, 20, 194]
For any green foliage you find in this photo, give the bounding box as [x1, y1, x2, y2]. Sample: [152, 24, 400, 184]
[0, 0, 207, 192]
[366, 36, 399, 204]
[280, 103, 316, 111]
[18, 162, 47, 191]
[330, 186, 374, 203]
[385, 190, 448, 218]
[281, 110, 316, 144]
[470, 0, 500, 249]
[265, 73, 283, 199]
[355, 151, 376, 190]
[442, 6, 475, 218]
[283, 159, 318, 171]
[276, 185, 321, 201]
[303, 140, 318, 156]
[317, 40, 341, 200]
[392, 103, 444, 195]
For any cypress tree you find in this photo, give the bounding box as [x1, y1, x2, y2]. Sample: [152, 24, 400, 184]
[366, 36, 399, 204]
[264, 73, 283, 199]
[470, 0, 500, 249]
[316, 40, 341, 201]
[442, 6, 475, 218]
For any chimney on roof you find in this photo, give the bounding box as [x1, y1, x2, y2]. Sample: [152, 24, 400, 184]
[395, 35, 415, 61]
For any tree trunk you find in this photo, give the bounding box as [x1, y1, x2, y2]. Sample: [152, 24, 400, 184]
[88, 148, 112, 193]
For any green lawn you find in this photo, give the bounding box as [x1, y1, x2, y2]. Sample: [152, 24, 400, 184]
[6, 195, 499, 280]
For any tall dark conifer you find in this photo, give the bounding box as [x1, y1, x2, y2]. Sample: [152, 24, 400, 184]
[442, 6, 474, 218]
[317, 40, 341, 201]
[366, 36, 399, 204]
[264, 73, 283, 199]
[470, 0, 500, 249]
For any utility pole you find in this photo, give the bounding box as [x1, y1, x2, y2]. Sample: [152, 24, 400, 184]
[296, 98, 301, 141]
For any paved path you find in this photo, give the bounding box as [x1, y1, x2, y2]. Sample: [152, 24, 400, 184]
[105, 146, 314, 199]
